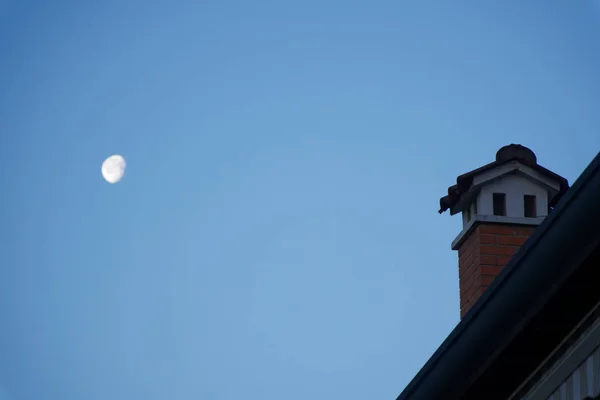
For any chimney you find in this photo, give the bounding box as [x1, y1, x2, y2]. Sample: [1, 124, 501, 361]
[438, 144, 569, 318]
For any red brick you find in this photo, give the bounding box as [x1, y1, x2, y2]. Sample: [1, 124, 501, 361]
[464, 276, 478, 293]
[517, 226, 535, 235]
[460, 294, 470, 308]
[479, 255, 497, 266]
[461, 293, 474, 310]
[457, 223, 539, 318]
[475, 287, 486, 300]
[465, 276, 483, 297]
[461, 277, 480, 303]
[459, 248, 476, 269]
[459, 249, 478, 268]
[481, 275, 497, 286]
[459, 256, 479, 279]
[458, 232, 478, 257]
[459, 264, 472, 280]
[462, 232, 481, 257]
[460, 295, 471, 310]
[497, 235, 529, 246]
[460, 270, 478, 295]
[480, 245, 516, 256]
[480, 265, 503, 275]
[497, 255, 511, 266]
[479, 234, 497, 244]
[477, 225, 518, 236]
[470, 290, 483, 304]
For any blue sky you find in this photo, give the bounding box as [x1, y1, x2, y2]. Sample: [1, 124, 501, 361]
[1, 1, 599, 399]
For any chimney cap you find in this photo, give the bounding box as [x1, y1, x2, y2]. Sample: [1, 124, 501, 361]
[496, 144, 537, 164]
[438, 144, 568, 214]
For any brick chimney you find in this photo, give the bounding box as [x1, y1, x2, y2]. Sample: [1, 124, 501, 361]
[438, 144, 569, 318]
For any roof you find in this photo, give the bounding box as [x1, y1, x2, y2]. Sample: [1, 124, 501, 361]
[438, 144, 569, 214]
[397, 150, 600, 400]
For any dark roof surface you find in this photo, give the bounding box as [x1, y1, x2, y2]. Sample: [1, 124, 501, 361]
[398, 150, 600, 400]
[438, 144, 569, 214]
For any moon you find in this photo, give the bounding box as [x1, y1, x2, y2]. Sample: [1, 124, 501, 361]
[102, 155, 126, 184]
